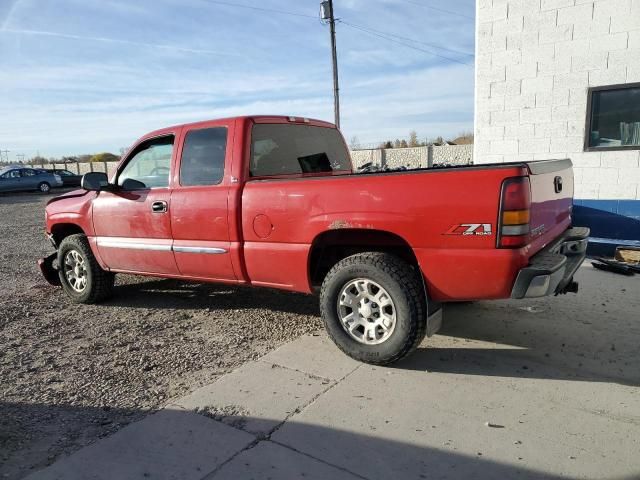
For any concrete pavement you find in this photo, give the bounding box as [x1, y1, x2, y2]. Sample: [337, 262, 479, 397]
[27, 265, 640, 479]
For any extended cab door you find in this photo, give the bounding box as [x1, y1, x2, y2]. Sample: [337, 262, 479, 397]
[91, 134, 179, 275]
[169, 123, 236, 281]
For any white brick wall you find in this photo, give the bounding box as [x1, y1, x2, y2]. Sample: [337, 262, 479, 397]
[475, 0, 640, 200]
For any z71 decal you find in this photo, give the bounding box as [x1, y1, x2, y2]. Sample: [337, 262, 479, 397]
[445, 223, 493, 236]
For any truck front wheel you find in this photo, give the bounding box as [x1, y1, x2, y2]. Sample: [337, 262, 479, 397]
[320, 252, 427, 365]
[57, 234, 115, 304]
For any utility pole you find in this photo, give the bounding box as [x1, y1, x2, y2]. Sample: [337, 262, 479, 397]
[321, 0, 340, 129]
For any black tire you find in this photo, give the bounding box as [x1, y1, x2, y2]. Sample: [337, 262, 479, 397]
[57, 234, 115, 304]
[320, 252, 427, 365]
[37, 182, 51, 193]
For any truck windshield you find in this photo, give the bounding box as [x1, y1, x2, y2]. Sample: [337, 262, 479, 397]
[250, 123, 351, 177]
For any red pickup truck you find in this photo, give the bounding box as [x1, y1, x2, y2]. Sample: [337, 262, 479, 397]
[40, 115, 588, 364]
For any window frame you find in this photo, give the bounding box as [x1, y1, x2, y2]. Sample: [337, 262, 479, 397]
[584, 82, 640, 152]
[115, 134, 175, 190]
[178, 126, 228, 187]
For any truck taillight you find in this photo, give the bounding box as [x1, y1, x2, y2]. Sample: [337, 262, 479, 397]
[498, 177, 531, 248]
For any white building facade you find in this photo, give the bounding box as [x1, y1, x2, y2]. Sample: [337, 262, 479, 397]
[475, 0, 640, 250]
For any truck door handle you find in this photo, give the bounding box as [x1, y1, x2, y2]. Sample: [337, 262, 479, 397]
[151, 201, 168, 213]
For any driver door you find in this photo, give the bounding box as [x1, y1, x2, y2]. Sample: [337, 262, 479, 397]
[91, 133, 179, 275]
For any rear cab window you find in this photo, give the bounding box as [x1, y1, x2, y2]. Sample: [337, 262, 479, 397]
[250, 124, 351, 178]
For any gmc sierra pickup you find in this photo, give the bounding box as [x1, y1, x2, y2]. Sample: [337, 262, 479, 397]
[39, 115, 589, 364]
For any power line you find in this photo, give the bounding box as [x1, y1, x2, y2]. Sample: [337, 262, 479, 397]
[341, 19, 474, 57]
[395, 0, 474, 20]
[338, 20, 473, 66]
[197, 0, 473, 64]
[200, 0, 317, 19]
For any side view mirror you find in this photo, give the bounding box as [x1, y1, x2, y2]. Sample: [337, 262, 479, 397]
[81, 172, 109, 191]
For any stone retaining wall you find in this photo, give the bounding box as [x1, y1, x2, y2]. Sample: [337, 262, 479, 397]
[350, 145, 473, 170]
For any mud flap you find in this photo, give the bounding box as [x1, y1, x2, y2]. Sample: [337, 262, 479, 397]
[38, 252, 61, 286]
[426, 302, 443, 337]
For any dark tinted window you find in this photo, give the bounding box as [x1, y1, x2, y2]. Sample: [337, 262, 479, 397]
[180, 128, 227, 186]
[250, 124, 351, 177]
[21, 169, 36, 176]
[588, 84, 640, 149]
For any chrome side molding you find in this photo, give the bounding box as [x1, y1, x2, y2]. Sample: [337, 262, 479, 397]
[96, 237, 227, 254]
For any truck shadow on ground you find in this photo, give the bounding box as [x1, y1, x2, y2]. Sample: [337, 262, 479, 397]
[2, 401, 610, 480]
[107, 278, 320, 317]
[398, 301, 640, 387]
[103, 276, 640, 387]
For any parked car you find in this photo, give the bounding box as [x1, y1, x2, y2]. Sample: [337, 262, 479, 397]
[0, 166, 63, 193]
[39, 115, 588, 365]
[39, 168, 82, 187]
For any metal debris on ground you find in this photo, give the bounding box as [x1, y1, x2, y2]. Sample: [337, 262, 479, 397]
[591, 256, 640, 276]
[484, 422, 505, 428]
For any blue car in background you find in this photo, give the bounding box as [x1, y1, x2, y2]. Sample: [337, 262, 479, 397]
[0, 166, 63, 193]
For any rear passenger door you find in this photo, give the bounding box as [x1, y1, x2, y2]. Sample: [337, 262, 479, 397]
[170, 124, 236, 281]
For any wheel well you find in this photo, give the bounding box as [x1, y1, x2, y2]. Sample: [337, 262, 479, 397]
[51, 223, 85, 246]
[308, 229, 419, 288]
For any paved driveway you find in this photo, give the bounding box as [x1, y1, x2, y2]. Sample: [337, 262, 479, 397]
[27, 264, 640, 479]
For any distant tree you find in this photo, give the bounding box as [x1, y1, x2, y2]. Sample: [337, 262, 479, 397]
[28, 155, 49, 165]
[451, 131, 474, 145]
[399, 139, 408, 148]
[349, 136, 360, 150]
[77, 154, 92, 163]
[408, 131, 419, 147]
[90, 152, 120, 163]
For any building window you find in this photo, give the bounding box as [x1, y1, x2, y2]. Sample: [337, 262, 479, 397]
[586, 83, 640, 151]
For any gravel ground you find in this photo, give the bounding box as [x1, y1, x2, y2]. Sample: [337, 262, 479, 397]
[0, 192, 322, 479]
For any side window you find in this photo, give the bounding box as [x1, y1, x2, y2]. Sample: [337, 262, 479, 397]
[22, 169, 36, 177]
[4, 170, 21, 179]
[118, 136, 174, 189]
[180, 127, 227, 186]
[250, 124, 350, 177]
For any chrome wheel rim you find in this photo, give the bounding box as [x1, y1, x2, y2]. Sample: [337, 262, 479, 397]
[40, 183, 49, 192]
[63, 250, 88, 293]
[337, 278, 397, 345]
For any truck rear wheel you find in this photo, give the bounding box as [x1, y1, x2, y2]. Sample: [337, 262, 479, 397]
[58, 234, 115, 304]
[320, 252, 427, 365]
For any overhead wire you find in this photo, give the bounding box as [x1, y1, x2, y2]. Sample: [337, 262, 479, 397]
[200, 0, 317, 19]
[338, 20, 473, 66]
[339, 19, 474, 58]
[395, 0, 474, 20]
[199, 0, 474, 66]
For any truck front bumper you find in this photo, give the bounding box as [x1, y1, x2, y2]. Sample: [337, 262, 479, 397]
[511, 226, 590, 299]
[38, 252, 61, 286]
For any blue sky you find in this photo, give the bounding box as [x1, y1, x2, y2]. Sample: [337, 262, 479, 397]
[0, 0, 475, 160]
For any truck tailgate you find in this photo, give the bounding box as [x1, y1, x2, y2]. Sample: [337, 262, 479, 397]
[526, 159, 574, 255]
